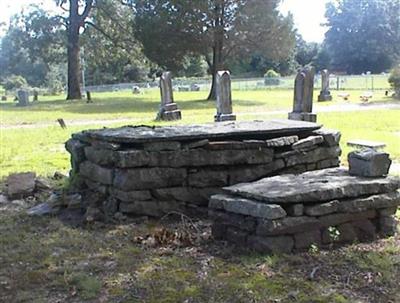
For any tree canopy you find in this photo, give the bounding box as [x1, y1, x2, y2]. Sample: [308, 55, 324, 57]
[325, 0, 400, 74]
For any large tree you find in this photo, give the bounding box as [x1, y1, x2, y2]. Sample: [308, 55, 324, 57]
[56, 0, 94, 100]
[324, 0, 400, 74]
[134, 0, 295, 99]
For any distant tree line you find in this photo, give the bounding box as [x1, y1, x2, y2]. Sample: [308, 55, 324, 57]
[0, 0, 399, 100]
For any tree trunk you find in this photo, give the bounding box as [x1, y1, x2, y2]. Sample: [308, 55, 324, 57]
[207, 45, 223, 100]
[66, 0, 82, 100]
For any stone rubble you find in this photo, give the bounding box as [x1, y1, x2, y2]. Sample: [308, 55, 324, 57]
[209, 167, 400, 253]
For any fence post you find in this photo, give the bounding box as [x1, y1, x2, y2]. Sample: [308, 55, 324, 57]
[337, 76, 340, 90]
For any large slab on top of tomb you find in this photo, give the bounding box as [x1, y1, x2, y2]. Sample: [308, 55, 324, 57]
[224, 168, 400, 204]
[73, 119, 321, 143]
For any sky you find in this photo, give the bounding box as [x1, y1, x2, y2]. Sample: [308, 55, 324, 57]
[0, 0, 329, 42]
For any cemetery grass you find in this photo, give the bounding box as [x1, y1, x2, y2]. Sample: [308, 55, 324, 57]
[1, 109, 399, 178]
[0, 205, 399, 302]
[0, 89, 396, 126]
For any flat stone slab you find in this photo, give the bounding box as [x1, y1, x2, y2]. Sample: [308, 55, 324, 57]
[347, 140, 386, 149]
[224, 167, 400, 204]
[72, 120, 321, 144]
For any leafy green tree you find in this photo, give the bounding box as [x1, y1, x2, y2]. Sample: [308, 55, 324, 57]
[134, 0, 296, 99]
[324, 0, 400, 74]
[3, 75, 28, 91]
[389, 65, 400, 98]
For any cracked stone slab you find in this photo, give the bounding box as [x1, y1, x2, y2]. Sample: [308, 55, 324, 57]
[72, 119, 321, 144]
[224, 167, 400, 204]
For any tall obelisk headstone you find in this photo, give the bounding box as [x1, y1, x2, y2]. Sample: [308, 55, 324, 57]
[215, 71, 236, 122]
[288, 67, 317, 122]
[156, 71, 182, 121]
[318, 69, 332, 102]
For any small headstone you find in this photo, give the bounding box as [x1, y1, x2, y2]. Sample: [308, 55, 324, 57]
[156, 71, 182, 121]
[86, 90, 92, 103]
[190, 84, 200, 91]
[348, 149, 392, 177]
[215, 70, 236, 122]
[16, 90, 29, 107]
[318, 69, 332, 102]
[288, 67, 317, 122]
[1, 96, 7, 101]
[132, 86, 141, 94]
[33, 90, 39, 102]
[178, 85, 190, 92]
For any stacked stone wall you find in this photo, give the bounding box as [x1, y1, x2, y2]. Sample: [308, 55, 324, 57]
[66, 123, 341, 218]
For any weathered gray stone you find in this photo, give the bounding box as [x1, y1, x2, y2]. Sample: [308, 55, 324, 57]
[66, 139, 87, 162]
[27, 202, 59, 216]
[228, 160, 286, 184]
[209, 194, 287, 219]
[17, 90, 29, 106]
[80, 161, 114, 185]
[378, 207, 398, 216]
[379, 216, 398, 236]
[348, 149, 392, 177]
[286, 204, 304, 216]
[248, 235, 294, 253]
[226, 227, 248, 246]
[84, 146, 115, 166]
[115, 150, 150, 168]
[102, 197, 119, 216]
[292, 136, 324, 150]
[265, 136, 299, 147]
[84, 179, 108, 195]
[152, 187, 221, 206]
[211, 223, 227, 240]
[284, 146, 341, 167]
[206, 141, 266, 150]
[215, 71, 236, 122]
[74, 120, 321, 144]
[143, 141, 181, 151]
[225, 168, 400, 204]
[90, 140, 121, 150]
[183, 139, 209, 150]
[208, 210, 256, 231]
[317, 158, 341, 169]
[337, 192, 400, 213]
[352, 219, 376, 241]
[119, 200, 183, 217]
[7, 172, 36, 198]
[312, 129, 341, 147]
[110, 188, 152, 201]
[305, 200, 340, 216]
[188, 169, 228, 188]
[114, 167, 187, 190]
[256, 216, 320, 236]
[318, 210, 376, 227]
[157, 71, 181, 121]
[294, 230, 321, 249]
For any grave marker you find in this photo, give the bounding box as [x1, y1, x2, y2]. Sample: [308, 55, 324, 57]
[215, 71, 236, 122]
[318, 69, 332, 102]
[156, 71, 182, 121]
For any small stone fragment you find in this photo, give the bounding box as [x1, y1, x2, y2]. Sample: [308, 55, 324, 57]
[305, 200, 340, 216]
[348, 149, 391, 177]
[286, 204, 304, 216]
[292, 136, 324, 150]
[27, 202, 59, 216]
[265, 136, 299, 147]
[7, 172, 36, 198]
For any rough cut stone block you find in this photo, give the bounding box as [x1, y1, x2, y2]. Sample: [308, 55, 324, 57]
[305, 200, 340, 216]
[317, 158, 340, 169]
[209, 194, 287, 219]
[285, 146, 341, 167]
[226, 227, 248, 246]
[248, 235, 294, 253]
[152, 187, 222, 206]
[318, 210, 376, 227]
[119, 200, 183, 217]
[228, 160, 285, 184]
[286, 204, 304, 216]
[338, 192, 400, 213]
[352, 219, 376, 241]
[312, 129, 341, 147]
[84, 146, 115, 166]
[294, 230, 321, 249]
[188, 169, 228, 188]
[110, 188, 152, 201]
[183, 139, 209, 150]
[378, 207, 398, 216]
[265, 136, 299, 147]
[256, 216, 320, 236]
[225, 168, 400, 204]
[85, 179, 108, 195]
[292, 136, 324, 150]
[143, 141, 181, 151]
[80, 161, 114, 185]
[7, 172, 36, 198]
[65, 139, 86, 162]
[90, 140, 121, 150]
[208, 210, 256, 231]
[115, 150, 150, 168]
[114, 168, 187, 190]
[348, 149, 392, 177]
